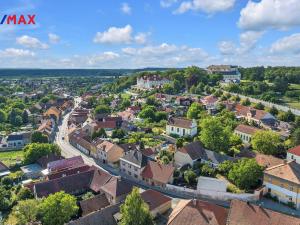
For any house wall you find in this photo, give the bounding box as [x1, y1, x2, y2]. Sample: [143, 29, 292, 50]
[287, 153, 300, 164]
[120, 159, 142, 179]
[263, 173, 300, 208]
[166, 125, 197, 137]
[234, 130, 252, 143]
[150, 201, 172, 218]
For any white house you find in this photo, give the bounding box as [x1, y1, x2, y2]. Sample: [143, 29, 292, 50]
[200, 95, 218, 111]
[234, 124, 261, 144]
[287, 145, 300, 164]
[136, 75, 170, 90]
[166, 117, 197, 137]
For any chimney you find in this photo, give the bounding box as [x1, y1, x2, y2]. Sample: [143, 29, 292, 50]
[192, 199, 197, 206]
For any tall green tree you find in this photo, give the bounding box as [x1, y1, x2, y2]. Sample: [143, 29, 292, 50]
[199, 117, 231, 152]
[0, 109, 7, 123]
[39, 191, 78, 225]
[228, 159, 263, 191]
[23, 143, 61, 164]
[120, 187, 154, 225]
[187, 102, 203, 119]
[251, 130, 281, 155]
[31, 131, 49, 143]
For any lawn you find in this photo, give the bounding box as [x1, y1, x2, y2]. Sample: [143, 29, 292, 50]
[0, 150, 24, 167]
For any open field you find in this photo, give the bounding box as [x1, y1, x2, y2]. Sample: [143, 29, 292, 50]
[0, 150, 24, 167]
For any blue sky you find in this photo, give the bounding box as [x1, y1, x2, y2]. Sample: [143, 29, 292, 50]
[1, 0, 300, 68]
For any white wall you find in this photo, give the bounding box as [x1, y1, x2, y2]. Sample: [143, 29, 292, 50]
[287, 153, 300, 164]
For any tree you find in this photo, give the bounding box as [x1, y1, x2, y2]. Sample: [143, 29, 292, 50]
[200, 164, 215, 177]
[112, 129, 126, 139]
[187, 102, 203, 119]
[0, 185, 11, 211]
[251, 130, 281, 155]
[254, 102, 265, 110]
[31, 131, 49, 143]
[176, 138, 184, 148]
[92, 128, 107, 139]
[218, 160, 234, 176]
[241, 98, 251, 106]
[22, 110, 29, 124]
[94, 105, 110, 115]
[268, 106, 279, 116]
[228, 159, 263, 190]
[199, 117, 231, 152]
[39, 191, 78, 225]
[16, 187, 33, 201]
[23, 143, 61, 164]
[278, 110, 295, 122]
[6, 199, 40, 225]
[138, 106, 156, 122]
[292, 128, 300, 146]
[184, 169, 197, 184]
[0, 109, 7, 123]
[120, 187, 154, 225]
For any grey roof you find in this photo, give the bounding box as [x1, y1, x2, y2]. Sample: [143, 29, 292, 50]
[0, 161, 9, 172]
[203, 149, 235, 165]
[121, 150, 148, 168]
[179, 141, 205, 160]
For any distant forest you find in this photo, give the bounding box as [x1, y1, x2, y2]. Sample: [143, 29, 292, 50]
[0, 68, 172, 78]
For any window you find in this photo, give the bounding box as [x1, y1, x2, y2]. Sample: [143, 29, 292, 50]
[134, 174, 138, 178]
[129, 165, 131, 169]
[134, 168, 137, 172]
[289, 186, 294, 191]
[183, 129, 185, 135]
[291, 155, 294, 159]
[128, 172, 131, 175]
[171, 127, 174, 131]
[177, 128, 179, 132]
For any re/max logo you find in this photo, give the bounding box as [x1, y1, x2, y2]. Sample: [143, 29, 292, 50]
[0, 15, 36, 25]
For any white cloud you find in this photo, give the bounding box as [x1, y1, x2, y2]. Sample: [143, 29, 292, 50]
[134, 33, 149, 44]
[93, 25, 133, 44]
[174, 0, 236, 14]
[238, 31, 264, 54]
[160, 0, 178, 8]
[0, 48, 35, 57]
[238, 0, 300, 31]
[218, 41, 236, 55]
[87, 51, 120, 65]
[16, 35, 49, 49]
[121, 3, 131, 15]
[48, 33, 60, 44]
[270, 33, 300, 54]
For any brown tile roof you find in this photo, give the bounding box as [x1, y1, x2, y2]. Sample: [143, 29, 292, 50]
[234, 124, 261, 135]
[167, 199, 228, 225]
[201, 95, 218, 104]
[288, 145, 300, 157]
[79, 194, 110, 216]
[254, 153, 284, 168]
[47, 155, 84, 172]
[97, 141, 116, 153]
[47, 164, 91, 180]
[67, 204, 120, 225]
[227, 199, 300, 225]
[264, 161, 300, 185]
[34, 167, 113, 197]
[142, 148, 156, 157]
[100, 177, 133, 198]
[141, 161, 174, 184]
[141, 189, 172, 211]
[36, 154, 64, 169]
[179, 141, 205, 160]
[168, 117, 193, 129]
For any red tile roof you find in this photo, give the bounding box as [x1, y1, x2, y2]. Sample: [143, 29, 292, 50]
[79, 194, 110, 216]
[100, 177, 133, 198]
[227, 199, 300, 225]
[47, 164, 91, 180]
[168, 117, 193, 129]
[47, 155, 84, 172]
[141, 189, 172, 211]
[36, 154, 64, 169]
[141, 161, 174, 184]
[167, 199, 228, 225]
[288, 145, 300, 157]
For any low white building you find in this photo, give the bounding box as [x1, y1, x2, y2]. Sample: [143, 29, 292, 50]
[166, 117, 197, 137]
[234, 124, 261, 144]
[197, 176, 228, 192]
[207, 65, 241, 83]
[136, 75, 170, 90]
[287, 145, 300, 164]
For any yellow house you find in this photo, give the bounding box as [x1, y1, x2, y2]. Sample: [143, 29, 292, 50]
[97, 141, 124, 165]
[44, 106, 62, 122]
[263, 161, 300, 208]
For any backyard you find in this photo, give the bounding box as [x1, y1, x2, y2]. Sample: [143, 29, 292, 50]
[0, 150, 24, 167]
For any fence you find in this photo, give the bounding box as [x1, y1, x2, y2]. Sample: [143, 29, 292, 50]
[222, 91, 300, 116]
[165, 184, 262, 202]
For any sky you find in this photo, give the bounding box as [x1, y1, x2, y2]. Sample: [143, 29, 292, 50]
[1, 0, 300, 69]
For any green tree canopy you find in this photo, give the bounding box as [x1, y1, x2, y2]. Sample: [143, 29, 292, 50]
[184, 169, 197, 184]
[120, 187, 154, 225]
[187, 102, 203, 119]
[228, 159, 263, 190]
[199, 117, 231, 152]
[251, 130, 281, 155]
[31, 131, 49, 143]
[39, 191, 78, 225]
[94, 105, 110, 115]
[23, 143, 61, 164]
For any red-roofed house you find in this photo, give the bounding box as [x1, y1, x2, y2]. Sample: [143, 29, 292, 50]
[287, 145, 300, 164]
[234, 124, 261, 143]
[141, 161, 174, 187]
